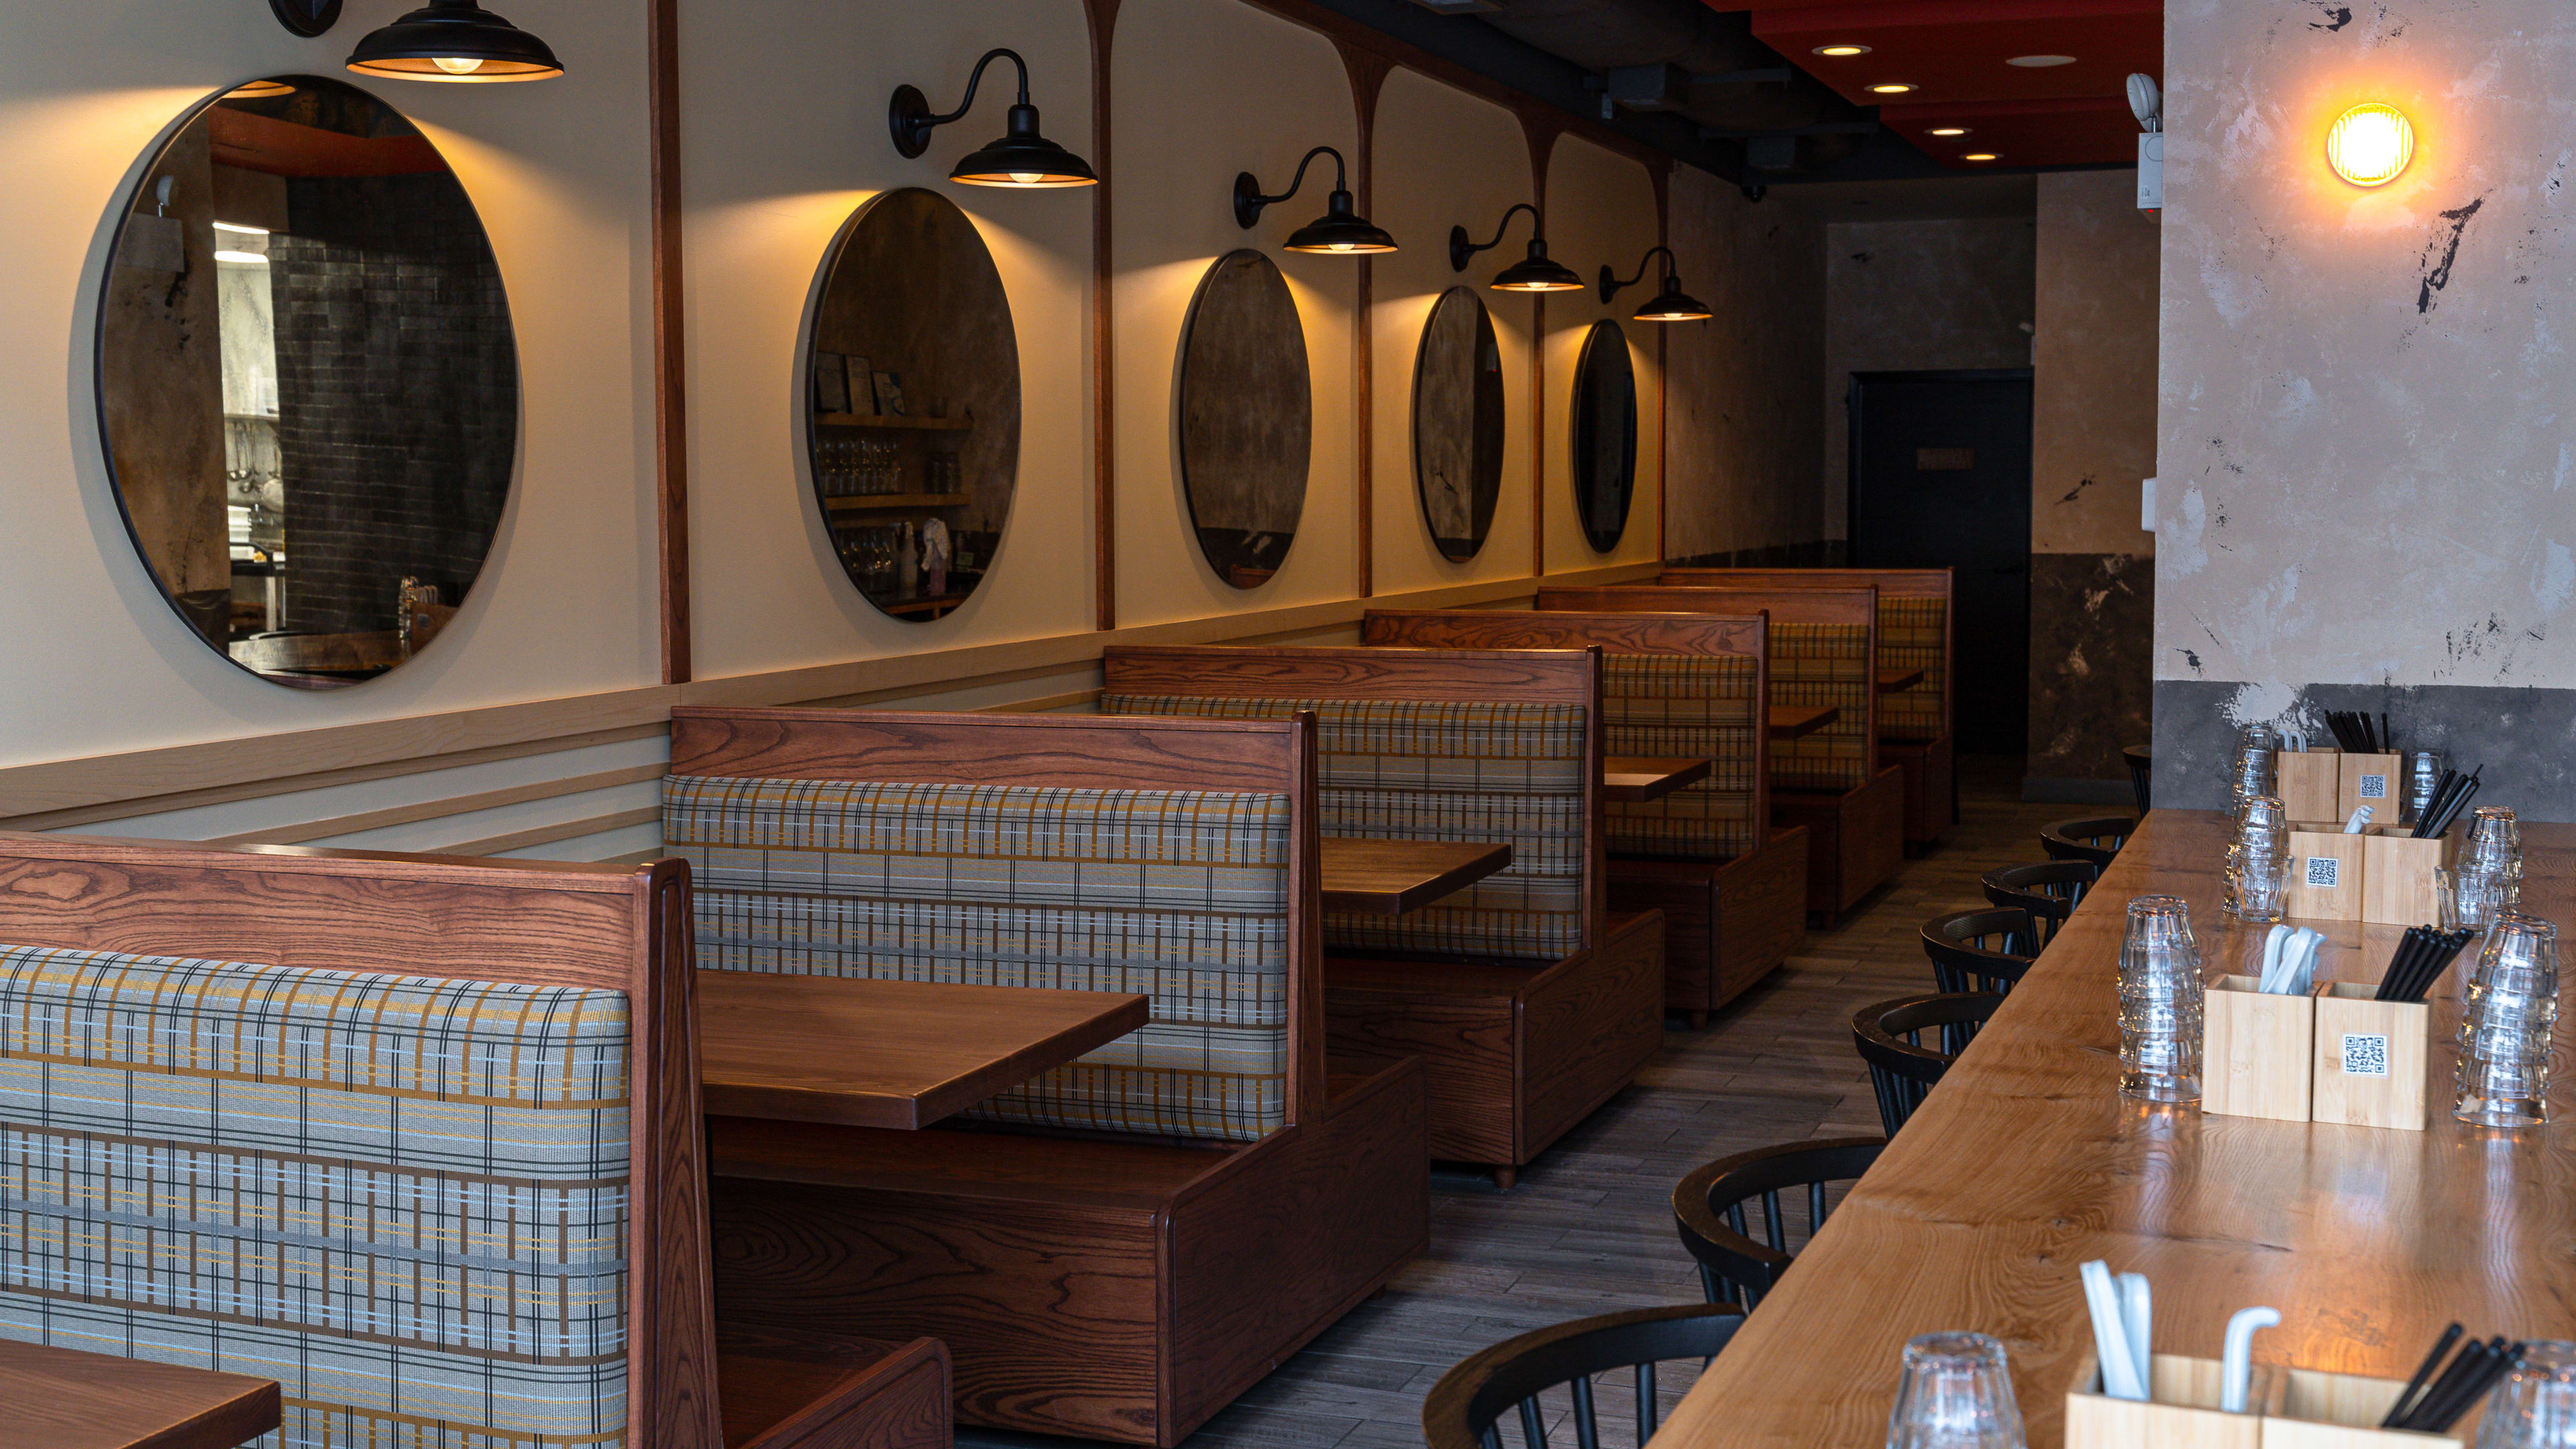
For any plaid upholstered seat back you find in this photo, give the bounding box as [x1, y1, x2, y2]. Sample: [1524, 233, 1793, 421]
[1770, 623, 1873, 792]
[1878, 597, 1946, 743]
[1600, 654, 1760, 861]
[0, 945, 632, 1449]
[665, 776, 1295, 1143]
[1099, 696, 1589, 961]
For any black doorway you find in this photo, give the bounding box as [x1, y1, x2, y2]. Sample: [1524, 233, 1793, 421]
[1847, 369, 2033, 756]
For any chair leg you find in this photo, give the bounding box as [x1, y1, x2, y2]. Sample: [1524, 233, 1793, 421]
[1493, 1165, 1518, 1191]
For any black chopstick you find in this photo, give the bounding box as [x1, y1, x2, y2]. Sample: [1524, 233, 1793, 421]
[2383, 1323, 2465, 1428]
[2398, 1338, 2493, 1430]
[2408, 1338, 2520, 1432]
[2426, 771, 2483, 840]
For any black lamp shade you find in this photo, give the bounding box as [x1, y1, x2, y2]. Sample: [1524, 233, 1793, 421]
[1490, 239, 1584, 292]
[950, 103, 1097, 187]
[1633, 276, 1714, 321]
[1283, 191, 1397, 254]
[347, 1, 564, 83]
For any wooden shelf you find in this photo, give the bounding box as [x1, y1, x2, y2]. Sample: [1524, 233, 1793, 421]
[826, 493, 969, 515]
[815, 414, 971, 431]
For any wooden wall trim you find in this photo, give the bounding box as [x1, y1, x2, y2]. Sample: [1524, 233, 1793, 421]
[201, 763, 669, 848]
[1337, 41, 1393, 600]
[649, 0, 690, 684]
[1088, 0, 1121, 632]
[443, 805, 663, 859]
[1523, 118, 1562, 579]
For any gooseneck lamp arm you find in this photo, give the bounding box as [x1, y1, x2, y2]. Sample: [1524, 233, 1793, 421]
[1599, 246, 1678, 302]
[1234, 146, 1351, 229]
[892, 48, 1032, 157]
[1450, 203, 1542, 272]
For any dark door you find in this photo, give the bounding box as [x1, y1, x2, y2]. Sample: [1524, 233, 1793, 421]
[1847, 370, 2033, 756]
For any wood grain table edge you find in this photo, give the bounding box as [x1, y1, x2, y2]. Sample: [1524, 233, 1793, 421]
[0, 1339, 280, 1449]
[1602, 756, 1714, 804]
[1320, 838, 1515, 916]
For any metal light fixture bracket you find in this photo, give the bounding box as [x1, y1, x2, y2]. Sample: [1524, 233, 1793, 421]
[890, 48, 1027, 159]
[1235, 145, 1346, 229]
[1451, 202, 1540, 272]
[271, 0, 342, 37]
[1599, 245, 1677, 304]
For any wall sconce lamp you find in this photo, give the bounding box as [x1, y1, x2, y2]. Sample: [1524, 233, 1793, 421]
[2326, 103, 2413, 187]
[890, 49, 1097, 188]
[1234, 146, 1395, 253]
[1599, 246, 1713, 322]
[268, 0, 341, 38]
[1451, 203, 1583, 292]
[346, 1, 564, 83]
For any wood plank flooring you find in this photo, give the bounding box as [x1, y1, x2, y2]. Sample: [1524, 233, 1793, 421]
[957, 757, 2079, 1449]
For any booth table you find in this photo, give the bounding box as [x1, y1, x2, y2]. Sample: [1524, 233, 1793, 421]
[1322, 837, 1514, 915]
[1603, 756, 1714, 804]
[1766, 704, 1840, 741]
[0, 1338, 278, 1449]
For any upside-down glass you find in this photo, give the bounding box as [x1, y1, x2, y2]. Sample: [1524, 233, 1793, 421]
[2455, 912, 2559, 1128]
[2453, 807, 2526, 930]
[1887, 1332, 2026, 1449]
[2477, 1341, 2576, 1448]
[2226, 795, 2290, 924]
[2404, 750, 2447, 828]
[2231, 724, 2279, 808]
[2119, 896, 2204, 1103]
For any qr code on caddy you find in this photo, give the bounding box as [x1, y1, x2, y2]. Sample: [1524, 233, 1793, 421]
[2359, 773, 2388, 799]
[2342, 1032, 2390, 1078]
[2305, 855, 2340, 888]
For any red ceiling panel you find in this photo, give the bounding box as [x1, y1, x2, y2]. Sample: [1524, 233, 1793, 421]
[1880, 96, 2141, 169]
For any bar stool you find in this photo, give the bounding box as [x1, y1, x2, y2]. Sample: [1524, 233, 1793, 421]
[1671, 1137, 1886, 1311]
[2123, 744, 2153, 817]
[1920, 907, 2037, 993]
[2041, 815, 2136, 869]
[1980, 861, 2098, 947]
[1422, 1303, 1747, 1449]
[1851, 992, 2005, 1134]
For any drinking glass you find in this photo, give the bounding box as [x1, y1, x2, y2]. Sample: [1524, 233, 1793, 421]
[2478, 1341, 2576, 1448]
[2231, 724, 2279, 811]
[2119, 896, 2204, 1103]
[2455, 912, 2560, 1128]
[1886, 1332, 2025, 1449]
[2226, 795, 2290, 924]
[2404, 750, 2447, 827]
[2453, 808, 2525, 930]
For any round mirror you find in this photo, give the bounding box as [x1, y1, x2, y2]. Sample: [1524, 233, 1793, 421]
[1178, 250, 1309, 590]
[1412, 287, 1505, 564]
[99, 77, 518, 686]
[1571, 319, 1637, 553]
[806, 189, 1021, 623]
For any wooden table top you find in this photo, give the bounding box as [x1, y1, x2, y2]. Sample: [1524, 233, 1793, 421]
[1655, 808, 2576, 1448]
[1603, 756, 1713, 804]
[0, 1339, 278, 1449]
[1322, 837, 1513, 915]
[698, 973, 1151, 1130]
[1876, 667, 1927, 694]
[1767, 704, 1840, 741]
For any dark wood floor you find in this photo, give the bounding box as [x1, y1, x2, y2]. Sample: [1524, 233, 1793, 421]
[959, 757, 2078, 1449]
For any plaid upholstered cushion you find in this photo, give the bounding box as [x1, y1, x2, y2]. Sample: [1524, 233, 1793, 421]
[665, 775, 1293, 1143]
[1601, 654, 1759, 861]
[1099, 695, 1588, 961]
[0, 944, 630, 1449]
[1878, 596, 1946, 743]
[1770, 622, 1872, 792]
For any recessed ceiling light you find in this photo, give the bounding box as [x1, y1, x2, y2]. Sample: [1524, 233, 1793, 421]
[2007, 54, 2078, 67]
[1870, 83, 1918, 95]
[1813, 44, 1871, 57]
[1962, 152, 2000, 162]
[1927, 127, 1970, 137]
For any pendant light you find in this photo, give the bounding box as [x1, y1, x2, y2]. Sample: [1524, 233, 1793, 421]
[1600, 246, 1713, 322]
[1234, 146, 1395, 254]
[890, 48, 1097, 188]
[347, 1, 564, 83]
[1450, 203, 1583, 292]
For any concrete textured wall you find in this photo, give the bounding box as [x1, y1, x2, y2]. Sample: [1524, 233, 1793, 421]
[2156, 0, 2576, 814]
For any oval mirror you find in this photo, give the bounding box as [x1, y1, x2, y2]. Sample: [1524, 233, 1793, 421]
[1178, 250, 1309, 590]
[805, 187, 1020, 623]
[1412, 286, 1505, 563]
[99, 76, 518, 686]
[1571, 319, 1637, 553]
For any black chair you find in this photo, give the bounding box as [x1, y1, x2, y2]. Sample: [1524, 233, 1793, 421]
[1851, 992, 2005, 1134]
[1422, 1303, 1747, 1449]
[2123, 744, 2153, 818]
[1920, 907, 2037, 994]
[2041, 816, 2136, 869]
[1671, 1137, 1885, 1311]
[1979, 861, 2098, 947]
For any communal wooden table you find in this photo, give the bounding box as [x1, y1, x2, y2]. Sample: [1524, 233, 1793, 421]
[0, 1338, 278, 1449]
[1603, 755, 1713, 804]
[1767, 704, 1839, 741]
[1322, 837, 1513, 914]
[1876, 666, 1926, 694]
[698, 973, 1151, 1130]
[1654, 808, 2576, 1448]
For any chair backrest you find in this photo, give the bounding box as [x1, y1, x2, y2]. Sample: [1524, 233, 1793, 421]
[665, 706, 1322, 1140]
[1851, 991, 2005, 1135]
[1920, 907, 2039, 994]
[1980, 861, 2100, 947]
[1099, 645, 1601, 962]
[2042, 815, 2137, 869]
[1360, 608, 1769, 863]
[0, 833, 714, 1449]
[1658, 567, 1951, 744]
[1671, 1136, 1885, 1311]
[2123, 744, 2154, 817]
[1422, 1303, 1747, 1449]
[1536, 586, 1879, 796]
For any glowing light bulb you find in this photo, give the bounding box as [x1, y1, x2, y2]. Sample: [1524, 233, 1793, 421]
[432, 55, 486, 76]
[2326, 103, 2413, 186]
[1927, 127, 1970, 138]
[1870, 83, 1917, 95]
[1813, 44, 1870, 57]
[1962, 152, 2000, 163]
[1008, 171, 1046, 185]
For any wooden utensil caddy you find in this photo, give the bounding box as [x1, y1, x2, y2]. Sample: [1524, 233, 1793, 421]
[2283, 823, 2457, 925]
[2203, 979, 2429, 1130]
[2068, 1351, 2468, 1447]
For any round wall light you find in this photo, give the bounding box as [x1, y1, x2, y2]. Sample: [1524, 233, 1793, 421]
[2326, 103, 2414, 186]
[1813, 44, 1871, 56]
[1870, 83, 1918, 95]
[2007, 54, 2078, 68]
[1927, 127, 1970, 137]
[1962, 152, 2000, 163]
